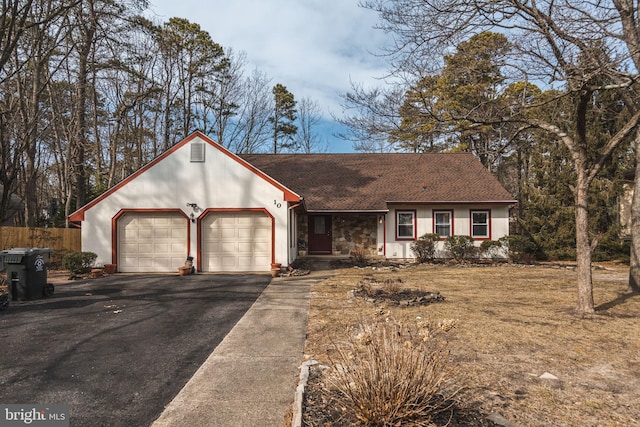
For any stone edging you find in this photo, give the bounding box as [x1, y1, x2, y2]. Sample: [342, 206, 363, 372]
[292, 360, 318, 427]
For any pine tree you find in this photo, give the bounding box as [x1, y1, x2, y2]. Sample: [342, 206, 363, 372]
[270, 83, 297, 153]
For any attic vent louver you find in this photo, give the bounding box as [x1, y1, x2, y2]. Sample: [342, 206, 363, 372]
[190, 142, 205, 162]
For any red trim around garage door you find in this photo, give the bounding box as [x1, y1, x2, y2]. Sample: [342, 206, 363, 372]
[111, 209, 190, 266]
[196, 208, 275, 273]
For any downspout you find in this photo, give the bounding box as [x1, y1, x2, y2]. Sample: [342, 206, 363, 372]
[383, 215, 387, 257]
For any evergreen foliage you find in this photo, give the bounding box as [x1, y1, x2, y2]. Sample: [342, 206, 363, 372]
[411, 233, 440, 263]
[62, 251, 98, 275]
[444, 235, 475, 261]
[270, 83, 298, 153]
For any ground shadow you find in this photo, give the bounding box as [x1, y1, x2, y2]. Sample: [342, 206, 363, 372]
[596, 290, 639, 312]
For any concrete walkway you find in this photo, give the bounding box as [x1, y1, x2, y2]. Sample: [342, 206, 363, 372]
[151, 268, 332, 427]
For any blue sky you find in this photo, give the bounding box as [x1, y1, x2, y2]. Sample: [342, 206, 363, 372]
[146, 0, 392, 152]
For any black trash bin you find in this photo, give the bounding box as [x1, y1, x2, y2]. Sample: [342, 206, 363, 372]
[1, 248, 54, 301]
[0, 252, 8, 311]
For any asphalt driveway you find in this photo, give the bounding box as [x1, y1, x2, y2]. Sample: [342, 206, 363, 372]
[0, 273, 271, 426]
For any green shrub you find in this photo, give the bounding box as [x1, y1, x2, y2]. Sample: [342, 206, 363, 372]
[498, 235, 539, 263]
[546, 247, 576, 261]
[411, 233, 440, 263]
[49, 248, 71, 270]
[593, 235, 630, 263]
[444, 235, 475, 261]
[480, 240, 505, 259]
[62, 251, 97, 275]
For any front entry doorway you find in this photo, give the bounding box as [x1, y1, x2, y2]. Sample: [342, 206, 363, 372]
[308, 215, 332, 254]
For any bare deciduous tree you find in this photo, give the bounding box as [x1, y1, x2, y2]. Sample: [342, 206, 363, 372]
[295, 97, 327, 153]
[362, 0, 640, 313]
[336, 81, 404, 152]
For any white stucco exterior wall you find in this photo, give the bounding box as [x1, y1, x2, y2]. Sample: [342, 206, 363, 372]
[78, 135, 293, 270]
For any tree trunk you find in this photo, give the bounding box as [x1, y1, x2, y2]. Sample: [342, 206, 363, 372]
[575, 173, 595, 314]
[629, 244, 640, 293]
[72, 0, 97, 210]
[628, 129, 640, 293]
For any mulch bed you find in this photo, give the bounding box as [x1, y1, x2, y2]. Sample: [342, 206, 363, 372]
[352, 286, 445, 306]
[351, 276, 445, 306]
[301, 364, 500, 427]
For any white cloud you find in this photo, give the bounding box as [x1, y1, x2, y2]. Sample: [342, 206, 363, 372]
[147, 0, 391, 119]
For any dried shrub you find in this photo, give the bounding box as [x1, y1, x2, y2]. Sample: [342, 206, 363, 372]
[357, 277, 403, 297]
[383, 278, 402, 294]
[358, 279, 373, 295]
[328, 316, 460, 426]
[350, 248, 369, 265]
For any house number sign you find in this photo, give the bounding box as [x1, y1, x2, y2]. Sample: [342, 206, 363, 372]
[274, 200, 281, 208]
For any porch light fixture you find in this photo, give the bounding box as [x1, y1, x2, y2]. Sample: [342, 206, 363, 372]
[378, 215, 384, 224]
[187, 202, 198, 223]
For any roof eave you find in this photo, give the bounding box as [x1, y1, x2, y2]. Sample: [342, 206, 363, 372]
[386, 200, 518, 205]
[305, 209, 390, 214]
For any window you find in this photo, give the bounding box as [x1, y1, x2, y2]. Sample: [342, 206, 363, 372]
[396, 210, 416, 240]
[471, 210, 490, 238]
[313, 216, 326, 234]
[433, 211, 452, 237]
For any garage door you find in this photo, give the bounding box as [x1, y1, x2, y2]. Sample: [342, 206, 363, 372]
[201, 211, 271, 272]
[118, 212, 188, 273]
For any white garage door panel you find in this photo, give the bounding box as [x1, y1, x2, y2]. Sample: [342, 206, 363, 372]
[120, 256, 137, 269]
[154, 228, 170, 239]
[222, 256, 238, 267]
[171, 242, 185, 252]
[221, 242, 238, 252]
[201, 212, 271, 272]
[221, 228, 236, 239]
[118, 212, 188, 273]
[139, 229, 153, 239]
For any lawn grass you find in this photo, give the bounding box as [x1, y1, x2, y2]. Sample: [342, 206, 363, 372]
[303, 262, 639, 427]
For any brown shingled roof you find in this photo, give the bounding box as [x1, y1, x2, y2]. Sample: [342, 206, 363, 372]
[240, 153, 516, 212]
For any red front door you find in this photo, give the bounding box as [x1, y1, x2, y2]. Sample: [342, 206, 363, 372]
[308, 215, 332, 254]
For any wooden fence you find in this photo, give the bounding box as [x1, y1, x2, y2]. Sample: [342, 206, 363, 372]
[0, 226, 81, 253]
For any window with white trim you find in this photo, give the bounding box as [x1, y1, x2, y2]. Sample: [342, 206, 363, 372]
[471, 210, 490, 238]
[396, 210, 416, 240]
[434, 211, 452, 237]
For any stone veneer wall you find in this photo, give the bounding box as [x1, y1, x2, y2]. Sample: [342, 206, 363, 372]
[297, 215, 308, 250]
[298, 214, 378, 255]
[333, 214, 378, 255]
[296, 214, 378, 255]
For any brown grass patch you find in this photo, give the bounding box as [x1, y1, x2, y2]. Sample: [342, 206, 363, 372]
[303, 263, 640, 427]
